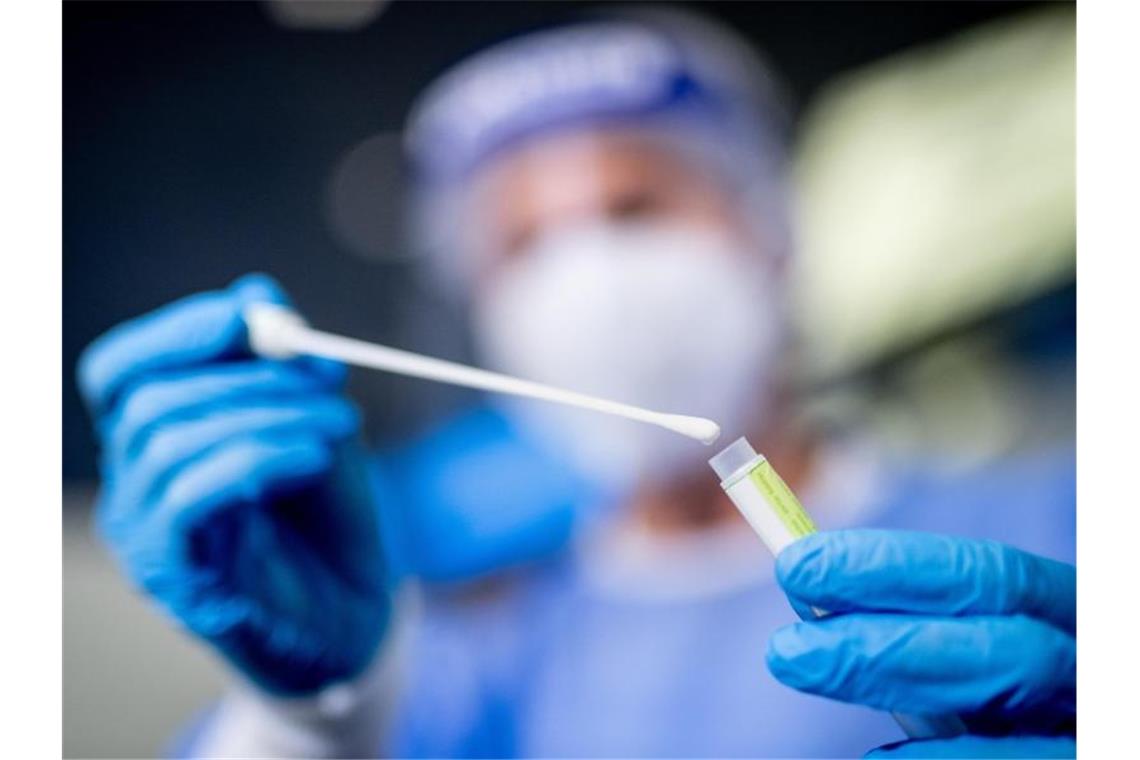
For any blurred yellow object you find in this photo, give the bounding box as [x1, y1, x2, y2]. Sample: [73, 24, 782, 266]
[793, 6, 1075, 379]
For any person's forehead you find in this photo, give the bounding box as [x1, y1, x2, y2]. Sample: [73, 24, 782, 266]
[472, 129, 715, 198]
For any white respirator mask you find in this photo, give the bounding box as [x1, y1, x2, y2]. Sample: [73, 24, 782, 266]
[472, 221, 785, 492]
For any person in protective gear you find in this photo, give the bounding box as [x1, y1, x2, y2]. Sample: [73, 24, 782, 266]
[78, 9, 1075, 758]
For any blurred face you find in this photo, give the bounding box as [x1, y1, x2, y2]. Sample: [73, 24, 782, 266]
[466, 130, 755, 283]
[465, 128, 788, 489]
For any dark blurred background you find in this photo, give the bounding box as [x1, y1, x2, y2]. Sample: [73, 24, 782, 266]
[64, 2, 1073, 756]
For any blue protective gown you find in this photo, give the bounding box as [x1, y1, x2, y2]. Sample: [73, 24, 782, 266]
[373, 406, 1075, 758]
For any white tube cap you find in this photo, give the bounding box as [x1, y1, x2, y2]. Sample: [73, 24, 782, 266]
[709, 436, 760, 481]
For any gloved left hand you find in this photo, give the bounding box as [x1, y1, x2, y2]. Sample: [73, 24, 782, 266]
[78, 275, 390, 696]
[768, 529, 1075, 758]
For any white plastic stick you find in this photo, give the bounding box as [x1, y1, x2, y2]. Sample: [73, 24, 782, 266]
[244, 302, 721, 445]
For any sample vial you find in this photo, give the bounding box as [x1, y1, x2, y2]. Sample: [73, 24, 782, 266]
[709, 436, 967, 740]
[709, 437, 816, 557]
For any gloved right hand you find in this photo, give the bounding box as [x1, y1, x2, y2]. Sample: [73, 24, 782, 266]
[78, 274, 390, 696]
[768, 530, 1075, 758]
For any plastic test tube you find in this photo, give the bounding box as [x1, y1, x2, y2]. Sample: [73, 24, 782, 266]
[708, 436, 968, 741]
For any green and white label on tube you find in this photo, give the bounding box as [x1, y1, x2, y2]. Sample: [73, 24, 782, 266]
[747, 460, 817, 540]
[709, 437, 817, 557]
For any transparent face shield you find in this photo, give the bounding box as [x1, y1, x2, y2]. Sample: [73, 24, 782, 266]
[412, 124, 792, 297]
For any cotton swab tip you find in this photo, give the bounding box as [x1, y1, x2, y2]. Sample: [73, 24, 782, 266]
[658, 414, 722, 445]
[244, 302, 306, 359]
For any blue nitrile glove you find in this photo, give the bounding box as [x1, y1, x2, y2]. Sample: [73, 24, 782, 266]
[78, 274, 390, 696]
[768, 530, 1075, 758]
[372, 405, 601, 583]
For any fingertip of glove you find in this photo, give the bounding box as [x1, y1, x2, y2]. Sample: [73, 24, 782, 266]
[765, 624, 808, 681]
[230, 273, 291, 308]
[77, 291, 242, 412]
[75, 342, 104, 409]
[775, 533, 827, 591]
[75, 322, 135, 410]
[766, 621, 845, 693]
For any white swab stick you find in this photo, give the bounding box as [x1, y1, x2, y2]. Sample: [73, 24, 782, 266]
[244, 302, 721, 445]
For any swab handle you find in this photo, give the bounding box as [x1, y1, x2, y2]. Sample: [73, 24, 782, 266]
[243, 303, 721, 445]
